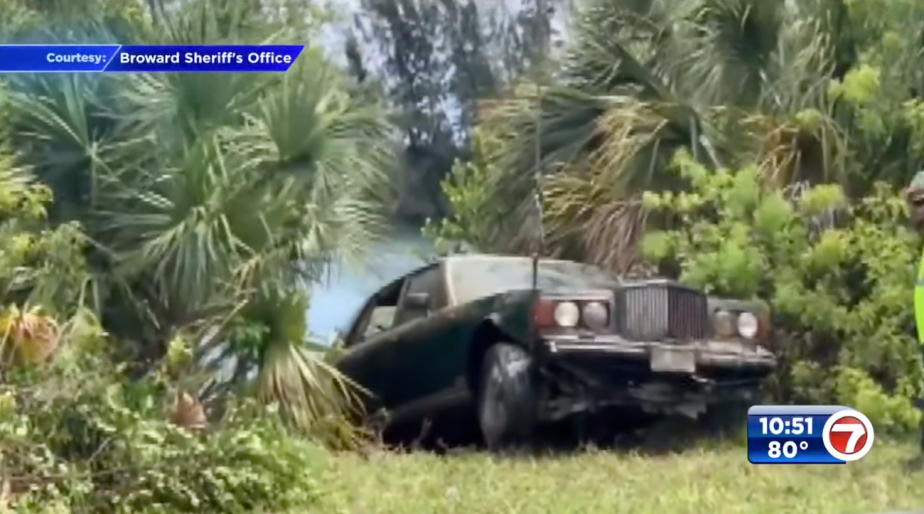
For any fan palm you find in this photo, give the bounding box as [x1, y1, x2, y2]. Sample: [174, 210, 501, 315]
[481, 0, 852, 273]
[1, 1, 393, 442]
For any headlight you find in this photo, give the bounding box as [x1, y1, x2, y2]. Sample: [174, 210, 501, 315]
[553, 301, 580, 327]
[713, 310, 736, 338]
[582, 302, 608, 329]
[737, 312, 759, 339]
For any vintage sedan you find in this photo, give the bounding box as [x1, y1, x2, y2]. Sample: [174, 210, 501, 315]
[335, 254, 776, 449]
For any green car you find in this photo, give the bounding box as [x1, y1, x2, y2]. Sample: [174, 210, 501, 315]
[336, 254, 777, 449]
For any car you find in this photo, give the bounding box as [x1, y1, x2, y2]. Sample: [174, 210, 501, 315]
[335, 254, 777, 449]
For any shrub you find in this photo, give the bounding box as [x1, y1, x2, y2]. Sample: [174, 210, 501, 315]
[0, 344, 325, 513]
[422, 127, 504, 254]
[640, 151, 924, 434]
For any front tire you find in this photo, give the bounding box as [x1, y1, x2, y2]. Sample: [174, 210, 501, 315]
[477, 343, 537, 451]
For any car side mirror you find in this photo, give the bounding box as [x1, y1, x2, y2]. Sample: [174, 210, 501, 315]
[405, 292, 430, 309]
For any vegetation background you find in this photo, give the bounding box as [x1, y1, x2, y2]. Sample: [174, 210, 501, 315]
[2, 0, 924, 512]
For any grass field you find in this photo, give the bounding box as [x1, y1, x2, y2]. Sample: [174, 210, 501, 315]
[313, 441, 924, 514]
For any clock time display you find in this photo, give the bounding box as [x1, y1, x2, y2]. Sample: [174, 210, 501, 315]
[757, 416, 813, 436]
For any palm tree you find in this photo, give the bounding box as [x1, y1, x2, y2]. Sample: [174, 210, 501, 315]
[1, 0, 395, 444]
[480, 0, 859, 273]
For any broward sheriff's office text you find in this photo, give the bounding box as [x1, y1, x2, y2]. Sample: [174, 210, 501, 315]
[42, 50, 293, 66]
[119, 51, 292, 65]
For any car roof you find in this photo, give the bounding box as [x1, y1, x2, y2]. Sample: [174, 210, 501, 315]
[441, 254, 580, 267]
[441, 254, 622, 302]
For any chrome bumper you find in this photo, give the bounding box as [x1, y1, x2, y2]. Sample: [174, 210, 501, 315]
[542, 334, 776, 370]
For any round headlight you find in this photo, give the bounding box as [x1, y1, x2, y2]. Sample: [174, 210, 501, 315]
[713, 310, 736, 338]
[553, 301, 580, 327]
[582, 302, 608, 329]
[737, 312, 759, 339]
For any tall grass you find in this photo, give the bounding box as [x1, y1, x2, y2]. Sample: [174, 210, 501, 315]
[313, 442, 924, 514]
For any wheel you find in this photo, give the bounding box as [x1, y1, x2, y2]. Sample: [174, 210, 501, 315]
[476, 343, 537, 451]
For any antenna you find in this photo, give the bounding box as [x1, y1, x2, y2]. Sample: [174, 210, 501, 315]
[530, 0, 547, 290]
[530, 82, 545, 289]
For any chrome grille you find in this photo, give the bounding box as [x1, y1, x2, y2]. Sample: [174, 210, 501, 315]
[616, 283, 708, 340]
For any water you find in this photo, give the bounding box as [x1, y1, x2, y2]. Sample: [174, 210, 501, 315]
[306, 226, 435, 341]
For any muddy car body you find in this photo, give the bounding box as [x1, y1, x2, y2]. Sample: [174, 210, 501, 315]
[336, 255, 776, 447]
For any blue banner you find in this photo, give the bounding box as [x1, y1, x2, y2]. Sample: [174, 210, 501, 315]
[0, 45, 305, 73]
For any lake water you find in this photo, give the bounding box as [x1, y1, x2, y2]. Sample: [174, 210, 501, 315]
[306, 226, 434, 341]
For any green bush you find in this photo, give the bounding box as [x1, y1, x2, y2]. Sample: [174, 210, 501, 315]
[0, 346, 325, 513]
[422, 127, 504, 254]
[640, 151, 923, 433]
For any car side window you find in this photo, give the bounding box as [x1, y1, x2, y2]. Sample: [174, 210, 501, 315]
[344, 279, 404, 347]
[365, 305, 397, 336]
[393, 266, 443, 326]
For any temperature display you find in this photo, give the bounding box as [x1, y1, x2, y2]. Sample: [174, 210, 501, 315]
[747, 405, 873, 464]
[767, 440, 810, 459]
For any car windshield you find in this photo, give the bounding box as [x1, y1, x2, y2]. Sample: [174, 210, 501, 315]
[449, 257, 620, 303]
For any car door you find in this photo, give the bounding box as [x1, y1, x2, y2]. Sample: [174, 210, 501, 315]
[386, 264, 459, 410]
[336, 277, 407, 411]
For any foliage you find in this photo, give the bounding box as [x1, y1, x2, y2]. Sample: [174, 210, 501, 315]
[0, 349, 324, 513]
[0, 119, 90, 319]
[641, 151, 923, 433]
[348, 0, 567, 221]
[213, 288, 370, 450]
[0, 0, 392, 444]
[0, 69, 327, 512]
[421, 128, 505, 254]
[0, 305, 60, 367]
[351, 0, 488, 222]
[821, 0, 924, 191]
[0, 118, 92, 372]
[468, 0, 924, 272]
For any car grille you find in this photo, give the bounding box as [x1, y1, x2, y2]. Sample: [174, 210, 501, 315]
[615, 283, 708, 340]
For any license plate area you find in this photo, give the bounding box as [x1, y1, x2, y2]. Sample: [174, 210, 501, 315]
[650, 346, 696, 373]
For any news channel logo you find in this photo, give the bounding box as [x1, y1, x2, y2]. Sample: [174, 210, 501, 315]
[746, 405, 875, 464]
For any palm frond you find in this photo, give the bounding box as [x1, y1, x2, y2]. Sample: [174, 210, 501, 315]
[743, 108, 848, 186]
[199, 289, 368, 448]
[478, 0, 861, 270]
[679, 0, 785, 107]
[257, 340, 368, 448]
[543, 171, 649, 273]
[1, 0, 394, 444]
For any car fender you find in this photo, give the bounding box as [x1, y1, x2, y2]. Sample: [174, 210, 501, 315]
[463, 289, 538, 393]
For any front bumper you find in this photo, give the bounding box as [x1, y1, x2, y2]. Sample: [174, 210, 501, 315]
[536, 334, 773, 421]
[541, 333, 776, 370]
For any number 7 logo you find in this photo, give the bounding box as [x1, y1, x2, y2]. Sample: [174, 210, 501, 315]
[830, 423, 866, 453]
[822, 409, 875, 462]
